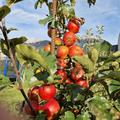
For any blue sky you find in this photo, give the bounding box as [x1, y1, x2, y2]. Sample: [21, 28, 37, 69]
[0, 0, 120, 44]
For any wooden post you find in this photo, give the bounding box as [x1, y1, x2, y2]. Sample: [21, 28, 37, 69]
[51, 0, 58, 54]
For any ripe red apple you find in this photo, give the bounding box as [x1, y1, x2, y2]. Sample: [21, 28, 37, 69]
[76, 79, 89, 88]
[43, 43, 51, 52]
[54, 37, 62, 46]
[67, 19, 80, 33]
[28, 86, 40, 103]
[57, 46, 69, 59]
[63, 32, 76, 46]
[71, 67, 85, 81]
[55, 69, 67, 82]
[43, 98, 60, 120]
[39, 84, 56, 101]
[56, 58, 67, 68]
[69, 45, 84, 57]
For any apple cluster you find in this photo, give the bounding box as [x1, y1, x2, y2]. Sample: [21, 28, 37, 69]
[53, 17, 89, 88]
[23, 84, 60, 120]
[23, 17, 88, 120]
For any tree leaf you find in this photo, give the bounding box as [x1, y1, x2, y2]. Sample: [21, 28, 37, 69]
[15, 44, 49, 72]
[94, 40, 112, 57]
[59, 4, 75, 19]
[6, 0, 23, 5]
[87, 0, 96, 7]
[35, 111, 46, 120]
[7, 27, 17, 34]
[34, 0, 48, 9]
[88, 47, 99, 64]
[108, 80, 120, 94]
[34, 71, 49, 82]
[76, 111, 91, 120]
[62, 111, 75, 120]
[70, 0, 76, 6]
[87, 96, 113, 120]
[39, 50, 57, 75]
[107, 71, 120, 82]
[0, 5, 11, 21]
[112, 51, 120, 58]
[0, 75, 10, 90]
[39, 16, 53, 25]
[9, 36, 27, 46]
[73, 55, 95, 73]
[0, 39, 9, 57]
[66, 84, 85, 101]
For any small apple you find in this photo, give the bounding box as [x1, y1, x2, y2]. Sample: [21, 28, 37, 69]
[43, 98, 60, 120]
[69, 45, 84, 57]
[63, 32, 76, 46]
[54, 37, 62, 46]
[39, 84, 56, 101]
[57, 46, 69, 59]
[43, 43, 51, 52]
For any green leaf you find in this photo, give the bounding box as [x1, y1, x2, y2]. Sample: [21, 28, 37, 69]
[73, 55, 95, 73]
[87, 96, 113, 120]
[94, 40, 112, 57]
[9, 36, 27, 46]
[108, 80, 120, 94]
[15, 44, 49, 72]
[70, 0, 76, 6]
[87, 0, 96, 7]
[88, 47, 99, 64]
[0, 5, 11, 21]
[7, 27, 17, 34]
[59, 4, 75, 19]
[62, 111, 75, 120]
[0, 75, 10, 90]
[35, 111, 46, 120]
[66, 84, 85, 101]
[76, 111, 91, 120]
[39, 16, 53, 25]
[0, 37, 27, 57]
[114, 100, 120, 111]
[112, 51, 120, 57]
[6, 0, 23, 5]
[39, 50, 57, 75]
[34, 71, 49, 82]
[34, 0, 48, 9]
[107, 71, 120, 82]
[1, 40, 9, 57]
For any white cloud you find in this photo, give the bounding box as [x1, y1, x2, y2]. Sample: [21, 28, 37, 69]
[6, 8, 45, 25]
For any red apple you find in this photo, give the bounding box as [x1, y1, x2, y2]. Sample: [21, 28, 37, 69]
[55, 69, 67, 82]
[39, 84, 56, 101]
[71, 67, 85, 81]
[54, 37, 62, 46]
[67, 19, 80, 33]
[57, 46, 69, 59]
[28, 86, 40, 103]
[76, 79, 89, 88]
[63, 32, 76, 46]
[43, 43, 51, 52]
[69, 45, 84, 57]
[43, 98, 60, 120]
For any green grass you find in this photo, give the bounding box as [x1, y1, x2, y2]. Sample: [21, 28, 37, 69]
[0, 67, 35, 119]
